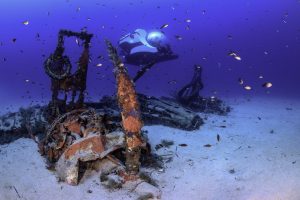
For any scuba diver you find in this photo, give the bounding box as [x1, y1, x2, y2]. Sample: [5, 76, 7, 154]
[118, 28, 178, 67]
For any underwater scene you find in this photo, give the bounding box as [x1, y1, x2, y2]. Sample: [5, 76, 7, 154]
[0, 0, 300, 199]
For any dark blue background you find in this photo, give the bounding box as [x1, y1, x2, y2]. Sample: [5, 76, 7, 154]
[0, 0, 299, 114]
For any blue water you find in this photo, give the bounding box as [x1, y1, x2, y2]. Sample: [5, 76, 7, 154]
[0, 0, 300, 113]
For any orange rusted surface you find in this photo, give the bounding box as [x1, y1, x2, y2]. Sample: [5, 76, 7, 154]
[64, 135, 105, 160]
[126, 134, 143, 150]
[116, 72, 143, 150]
[122, 116, 143, 133]
[116, 71, 143, 175]
[118, 170, 139, 182]
[64, 121, 81, 134]
[106, 40, 144, 175]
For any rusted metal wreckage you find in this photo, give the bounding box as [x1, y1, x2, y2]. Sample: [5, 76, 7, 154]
[106, 40, 144, 179]
[44, 29, 93, 121]
[39, 29, 147, 184]
[0, 29, 230, 186]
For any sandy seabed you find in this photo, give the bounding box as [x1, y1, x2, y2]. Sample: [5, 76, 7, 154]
[0, 96, 299, 200]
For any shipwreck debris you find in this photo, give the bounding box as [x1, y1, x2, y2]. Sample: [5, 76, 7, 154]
[39, 108, 120, 163]
[106, 39, 143, 179]
[177, 64, 204, 105]
[44, 29, 93, 122]
[95, 93, 203, 131]
[0, 94, 203, 145]
[55, 131, 124, 185]
[38, 107, 146, 185]
[176, 64, 230, 115]
[0, 106, 48, 144]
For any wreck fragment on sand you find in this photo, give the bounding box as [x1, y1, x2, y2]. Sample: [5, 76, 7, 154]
[39, 108, 126, 184]
[96, 94, 203, 130]
[56, 131, 124, 185]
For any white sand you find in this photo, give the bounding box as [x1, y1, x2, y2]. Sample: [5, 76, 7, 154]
[1, 97, 300, 200]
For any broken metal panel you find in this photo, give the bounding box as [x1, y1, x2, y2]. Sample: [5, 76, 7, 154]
[36, 106, 127, 185]
[140, 95, 203, 130]
[39, 108, 120, 163]
[55, 131, 125, 185]
[56, 134, 105, 185]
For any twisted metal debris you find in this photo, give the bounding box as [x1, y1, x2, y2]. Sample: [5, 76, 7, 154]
[44, 30, 93, 121]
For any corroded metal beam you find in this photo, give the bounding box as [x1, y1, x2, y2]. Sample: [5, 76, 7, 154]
[106, 40, 143, 177]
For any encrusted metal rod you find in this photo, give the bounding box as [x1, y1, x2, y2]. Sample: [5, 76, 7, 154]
[106, 40, 143, 177]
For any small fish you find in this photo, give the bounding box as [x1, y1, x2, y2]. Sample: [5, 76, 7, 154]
[203, 144, 212, 147]
[25, 79, 30, 83]
[228, 51, 241, 61]
[96, 63, 102, 67]
[168, 80, 177, 84]
[76, 7, 80, 12]
[175, 35, 183, 40]
[185, 25, 190, 30]
[262, 82, 272, 88]
[258, 75, 264, 79]
[22, 20, 29, 25]
[234, 55, 241, 61]
[185, 19, 191, 23]
[258, 117, 261, 120]
[227, 35, 233, 39]
[12, 38, 16, 43]
[238, 78, 244, 85]
[75, 38, 80, 46]
[244, 85, 252, 90]
[160, 24, 169, 29]
[178, 143, 187, 147]
[217, 134, 220, 142]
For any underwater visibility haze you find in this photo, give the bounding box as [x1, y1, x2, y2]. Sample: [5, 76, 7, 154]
[0, 0, 299, 110]
[0, 0, 300, 200]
